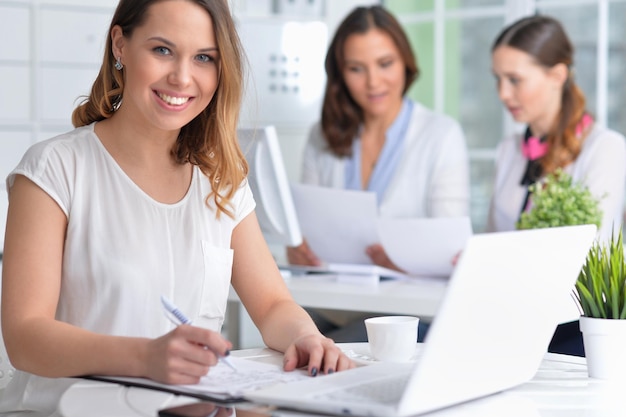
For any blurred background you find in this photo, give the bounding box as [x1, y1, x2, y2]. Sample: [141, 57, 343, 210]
[1, 0, 625, 249]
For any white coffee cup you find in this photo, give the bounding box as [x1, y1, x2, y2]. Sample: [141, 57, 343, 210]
[365, 316, 419, 363]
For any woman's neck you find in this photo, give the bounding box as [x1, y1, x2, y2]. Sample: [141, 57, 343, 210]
[363, 97, 404, 133]
[529, 102, 561, 138]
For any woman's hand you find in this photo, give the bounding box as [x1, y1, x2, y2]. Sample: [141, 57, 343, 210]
[365, 244, 405, 272]
[144, 325, 233, 384]
[286, 239, 322, 266]
[283, 334, 355, 376]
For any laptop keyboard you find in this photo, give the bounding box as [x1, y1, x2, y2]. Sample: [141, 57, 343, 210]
[313, 373, 411, 405]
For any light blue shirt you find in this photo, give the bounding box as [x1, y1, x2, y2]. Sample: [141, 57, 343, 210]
[344, 99, 413, 205]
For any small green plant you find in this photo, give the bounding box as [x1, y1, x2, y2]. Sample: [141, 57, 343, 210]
[574, 229, 626, 319]
[517, 169, 602, 230]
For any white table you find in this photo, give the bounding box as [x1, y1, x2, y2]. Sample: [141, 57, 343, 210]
[226, 274, 449, 348]
[59, 344, 622, 417]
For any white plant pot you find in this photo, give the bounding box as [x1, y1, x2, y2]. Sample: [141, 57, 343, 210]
[579, 316, 626, 379]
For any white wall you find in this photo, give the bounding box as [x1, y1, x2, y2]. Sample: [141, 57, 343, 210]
[0, 0, 119, 250]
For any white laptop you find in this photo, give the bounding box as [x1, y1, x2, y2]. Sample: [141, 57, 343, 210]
[246, 225, 597, 417]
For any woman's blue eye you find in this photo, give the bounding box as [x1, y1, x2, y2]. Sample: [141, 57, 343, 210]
[196, 54, 214, 63]
[154, 46, 171, 56]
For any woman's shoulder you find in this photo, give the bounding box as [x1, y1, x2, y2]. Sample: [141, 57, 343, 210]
[408, 100, 460, 128]
[305, 121, 324, 144]
[405, 100, 466, 147]
[403, 100, 467, 153]
[23, 124, 96, 161]
[6, 123, 97, 199]
[581, 124, 626, 156]
[585, 123, 626, 143]
[303, 121, 334, 155]
[17, 125, 94, 163]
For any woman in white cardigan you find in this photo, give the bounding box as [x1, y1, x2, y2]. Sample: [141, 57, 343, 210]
[287, 5, 470, 270]
[286, 6, 470, 342]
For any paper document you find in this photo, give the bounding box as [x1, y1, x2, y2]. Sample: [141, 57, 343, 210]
[378, 217, 472, 276]
[279, 263, 411, 280]
[84, 356, 310, 401]
[291, 184, 472, 277]
[291, 183, 378, 264]
[180, 356, 309, 396]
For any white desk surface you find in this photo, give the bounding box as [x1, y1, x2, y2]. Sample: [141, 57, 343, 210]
[234, 274, 449, 317]
[224, 274, 448, 348]
[225, 273, 579, 349]
[226, 274, 449, 348]
[59, 344, 622, 417]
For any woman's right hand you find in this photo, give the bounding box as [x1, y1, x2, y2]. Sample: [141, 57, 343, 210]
[144, 325, 233, 384]
[286, 239, 322, 266]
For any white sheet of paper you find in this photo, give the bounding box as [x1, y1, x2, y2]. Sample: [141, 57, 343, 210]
[378, 217, 473, 277]
[86, 357, 310, 400]
[290, 184, 472, 278]
[291, 183, 379, 264]
[180, 356, 309, 396]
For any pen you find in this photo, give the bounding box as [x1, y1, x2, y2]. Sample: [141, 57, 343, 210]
[160, 295, 238, 372]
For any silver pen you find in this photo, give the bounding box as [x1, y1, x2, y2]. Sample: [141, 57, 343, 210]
[160, 295, 238, 372]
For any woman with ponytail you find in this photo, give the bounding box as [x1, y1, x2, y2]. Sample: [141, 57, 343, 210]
[488, 15, 626, 243]
[488, 15, 626, 357]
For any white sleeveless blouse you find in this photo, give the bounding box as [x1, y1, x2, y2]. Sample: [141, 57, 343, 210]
[0, 122, 255, 416]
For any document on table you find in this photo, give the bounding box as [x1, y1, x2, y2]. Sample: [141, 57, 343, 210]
[278, 262, 412, 281]
[84, 356, 310, 402]
[290, 184, 472, 277]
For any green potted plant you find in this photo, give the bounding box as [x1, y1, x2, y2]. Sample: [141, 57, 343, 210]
[574, 230, 626, 379]
[575, 231, 626, 320]
[518, 169, 626, 379]
[517, 169, 602, 231]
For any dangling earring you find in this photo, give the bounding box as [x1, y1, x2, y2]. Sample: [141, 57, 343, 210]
[114, 57, 123, 71]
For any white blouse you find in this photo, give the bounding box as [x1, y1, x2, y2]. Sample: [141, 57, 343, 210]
[301, 101, 470, 218]
[0, 123, 255, 416]
[487, 124, 626, 242]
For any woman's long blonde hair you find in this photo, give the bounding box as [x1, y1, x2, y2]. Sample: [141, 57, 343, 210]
[72, 0, 248, 218]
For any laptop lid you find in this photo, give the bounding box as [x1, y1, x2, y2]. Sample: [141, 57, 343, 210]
[396, 224, 596, 415]
[247, 225, 597, 417]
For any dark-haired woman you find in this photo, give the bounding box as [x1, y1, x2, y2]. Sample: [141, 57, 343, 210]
[489, 15, 626, 356]
[488, 15, 626, 242]
[285, 5, 469, 342]
[287, 5, 470, 269]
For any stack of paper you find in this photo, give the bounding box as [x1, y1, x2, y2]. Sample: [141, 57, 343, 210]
[290, 184, 473, 278]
